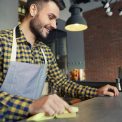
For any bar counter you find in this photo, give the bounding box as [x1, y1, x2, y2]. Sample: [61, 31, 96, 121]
[21, 93, 122, 122]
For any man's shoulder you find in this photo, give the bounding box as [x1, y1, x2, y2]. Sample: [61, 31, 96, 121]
[0, 29, 13, 43]
[0, 29, 13, 38]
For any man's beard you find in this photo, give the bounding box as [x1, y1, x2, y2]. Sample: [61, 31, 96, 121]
[29, 18, 47, 42]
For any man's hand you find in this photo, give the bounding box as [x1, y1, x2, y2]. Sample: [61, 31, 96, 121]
[29, 94, 72, 116]
[97, 84, 119, 97]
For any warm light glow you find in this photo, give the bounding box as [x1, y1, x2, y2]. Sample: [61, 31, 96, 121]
[65, 23, 88, 32]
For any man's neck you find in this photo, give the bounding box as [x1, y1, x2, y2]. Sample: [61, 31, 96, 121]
[20, 19, 35, 46]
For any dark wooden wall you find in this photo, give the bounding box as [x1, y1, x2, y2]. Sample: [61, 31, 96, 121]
[84, 2, 122, 82]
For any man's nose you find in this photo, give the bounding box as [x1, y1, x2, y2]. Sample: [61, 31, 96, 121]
[51, 20, 57, 29]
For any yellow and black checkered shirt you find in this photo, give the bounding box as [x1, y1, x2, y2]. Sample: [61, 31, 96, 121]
[0, 26, 97, 121]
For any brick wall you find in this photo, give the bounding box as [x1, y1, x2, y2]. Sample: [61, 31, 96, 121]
[84, 2, 122, 82]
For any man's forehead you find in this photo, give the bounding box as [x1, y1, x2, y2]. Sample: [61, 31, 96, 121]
[41, 1, 60, 18]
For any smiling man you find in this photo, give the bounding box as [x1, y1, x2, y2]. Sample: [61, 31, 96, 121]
[0, 0, 119, 121]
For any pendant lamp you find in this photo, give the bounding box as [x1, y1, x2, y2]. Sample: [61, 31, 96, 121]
[65, 4, 88, 32]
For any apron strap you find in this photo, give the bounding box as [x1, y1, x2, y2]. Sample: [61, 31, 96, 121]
[10, 27, 47, 64]
[41, 48, 47, 64]
[10, 27, 17, 62]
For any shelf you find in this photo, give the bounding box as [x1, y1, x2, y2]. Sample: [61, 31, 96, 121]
[18, 12, 25, 16]
[19, 0, 26, 5]
[18, 0, 26, 23]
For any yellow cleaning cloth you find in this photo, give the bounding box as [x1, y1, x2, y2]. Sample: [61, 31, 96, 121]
[27, 106, 79, 121]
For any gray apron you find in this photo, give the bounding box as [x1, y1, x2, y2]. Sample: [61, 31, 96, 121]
[0, 27, 47, 99]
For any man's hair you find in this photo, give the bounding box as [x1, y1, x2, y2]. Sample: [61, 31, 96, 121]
[25, 0, 65, 16]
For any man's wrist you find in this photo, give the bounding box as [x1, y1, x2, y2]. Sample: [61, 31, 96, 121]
[28, 100, 36, 115]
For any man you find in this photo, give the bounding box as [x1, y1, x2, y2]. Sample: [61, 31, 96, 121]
[0, 0, 119, 121]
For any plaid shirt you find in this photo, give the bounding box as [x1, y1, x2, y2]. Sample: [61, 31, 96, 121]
[0, 25, 97, 121]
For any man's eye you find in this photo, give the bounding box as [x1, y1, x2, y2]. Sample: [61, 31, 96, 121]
[49, 15, 53, 20]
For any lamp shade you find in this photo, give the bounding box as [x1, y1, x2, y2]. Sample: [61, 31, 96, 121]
[65, 4, 88, 31]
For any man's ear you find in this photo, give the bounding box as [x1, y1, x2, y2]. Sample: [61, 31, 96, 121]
[30, 4, 38, 17]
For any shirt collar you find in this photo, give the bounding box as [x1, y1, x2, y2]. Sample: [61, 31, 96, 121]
[16, 25, 28, 43]
[16, 25, 42, 48]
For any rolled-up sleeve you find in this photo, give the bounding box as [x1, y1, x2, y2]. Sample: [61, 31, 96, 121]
[46, 50, 98, 99]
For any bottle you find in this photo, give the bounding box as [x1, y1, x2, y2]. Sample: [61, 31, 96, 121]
[116, 78, 121, 92]
[22, 6, 25, 14]
[18, 6, 21, 13]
